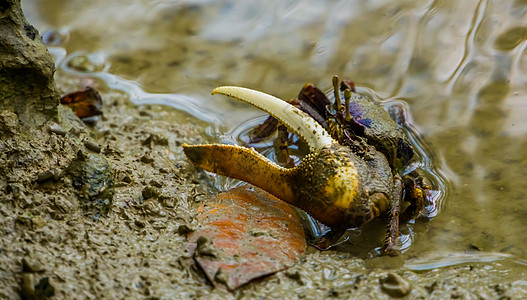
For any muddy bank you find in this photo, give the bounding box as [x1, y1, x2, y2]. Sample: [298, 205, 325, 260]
[0, 80, 214, 299]
[1, 0, 526, 298]
[0, 83, 525, 299]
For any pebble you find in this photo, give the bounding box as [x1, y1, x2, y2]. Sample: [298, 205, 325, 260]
[22, 256, 44, 272]
[380, 272, 412, 298]
[195, 236, 217, 258]
[84, 139, 101, 153]
[49, 123, 67, 136]
[36, 170, 54, 183]
[36, 169, 62, 183]
[20, 274, 55, 299]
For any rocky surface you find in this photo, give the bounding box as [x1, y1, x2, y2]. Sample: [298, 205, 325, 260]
[0, 0, 59, 126]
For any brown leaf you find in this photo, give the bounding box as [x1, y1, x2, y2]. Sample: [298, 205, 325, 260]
[188, 185, 306, 290]
[60, 86, 102, 119]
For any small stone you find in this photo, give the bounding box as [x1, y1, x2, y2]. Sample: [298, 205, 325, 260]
[134, 220, 145, 228]
[140, 154, 154, 163]
[31, 216, 47, 228]
[21, 273, 36, 298]
[142, 186, 160, 199]
[285, 269, 302, 281]
[22, 256, 44, 272]
[122, 175, 132, 183]
[36, 169, 61, 183]
[380, 272, 412, 298]
[84, 139, 101, 153]
[213, 268, 230, 287]
[194, 236, 217, 258]
[177, 224, 194, 235]
[49, 123, 67, 136]
[66, 55, 101, 73]
[36, 170, 54, 183]
[20, 275, 55, 299]
[66, 151, 114, 217]
[34, 277, 55, 298]
[0, 111, 19, 136]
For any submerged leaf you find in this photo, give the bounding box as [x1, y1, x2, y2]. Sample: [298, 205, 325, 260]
[188, 185, 306, 290]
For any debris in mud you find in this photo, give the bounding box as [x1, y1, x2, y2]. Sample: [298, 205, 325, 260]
[20, 274, 55, 300]
[379, 272, 412, 298]
[188, 185, 306, 290]
[60, 87, 103, 120]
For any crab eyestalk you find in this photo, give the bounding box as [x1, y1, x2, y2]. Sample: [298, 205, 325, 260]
[184, 86, 385, 229]
[344, 89, 352, 122]
[332, 75, 342, 112]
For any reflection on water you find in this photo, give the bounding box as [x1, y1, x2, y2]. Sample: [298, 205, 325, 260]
[24, 0, 527, 267]
[405, 251, 517, 271]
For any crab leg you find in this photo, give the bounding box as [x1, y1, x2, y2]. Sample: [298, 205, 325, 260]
[382, 176, 403, 254]
[276, 124, 295, 168]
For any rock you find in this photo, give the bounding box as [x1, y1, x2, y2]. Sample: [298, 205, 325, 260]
[48, 123, 67, 136]
[36, 170, 54, 184]
[84, 139, 101, 153]
[0, 111, 19, 136]
[0, 0, 59, 127]
[66, 150, 114, 217]
[194, 236, 218, 258]
[380, 272, 412, 298]
[22, 256, 44, 273]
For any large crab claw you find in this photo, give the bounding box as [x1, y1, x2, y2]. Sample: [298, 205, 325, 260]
[184, 86, 392, 229]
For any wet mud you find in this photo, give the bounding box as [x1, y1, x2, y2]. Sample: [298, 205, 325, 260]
[2, 0, 527, 299]
[0, 80, 525, 299]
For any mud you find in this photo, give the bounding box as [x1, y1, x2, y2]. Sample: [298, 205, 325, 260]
[0, 81, 215, 299]
[0, 78, 525, 299]
[1, 0, 527, 299]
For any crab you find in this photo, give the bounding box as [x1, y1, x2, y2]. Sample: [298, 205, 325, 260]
[183, 76, 431, 254]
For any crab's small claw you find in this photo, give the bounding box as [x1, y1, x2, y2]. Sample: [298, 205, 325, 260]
[183, 143, 296, 203]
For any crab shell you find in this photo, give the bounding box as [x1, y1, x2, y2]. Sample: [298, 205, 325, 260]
[183, 86, 393, 229]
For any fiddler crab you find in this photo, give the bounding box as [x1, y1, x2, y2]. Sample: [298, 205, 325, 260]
[184, 76, 432, 255]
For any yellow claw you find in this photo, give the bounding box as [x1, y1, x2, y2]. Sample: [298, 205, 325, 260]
[184, 142, 376, 229]
[183, 144, 296, 203]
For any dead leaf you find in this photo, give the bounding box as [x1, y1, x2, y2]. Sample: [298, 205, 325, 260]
[60, 86, 102, 119]
[188, 185, 306, 290]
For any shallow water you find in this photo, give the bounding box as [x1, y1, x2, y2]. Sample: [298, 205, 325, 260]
[24, 0, 527, 274]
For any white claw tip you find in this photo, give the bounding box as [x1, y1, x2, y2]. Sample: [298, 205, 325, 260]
[212, 86, 335, 152]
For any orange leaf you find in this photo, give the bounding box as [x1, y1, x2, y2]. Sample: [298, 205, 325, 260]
[188, 185, 306, 290]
